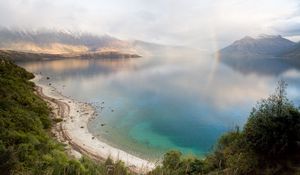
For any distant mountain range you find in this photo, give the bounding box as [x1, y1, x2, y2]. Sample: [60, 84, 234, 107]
[0, 28, 137, 55]
[219, 35, 298, 59]
[219, 35, 300, 75]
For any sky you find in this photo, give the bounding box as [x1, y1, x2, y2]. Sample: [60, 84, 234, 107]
[0, 0, 299, 50]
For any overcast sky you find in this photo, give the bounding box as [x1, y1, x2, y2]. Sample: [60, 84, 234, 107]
[0, 0, 299, 50]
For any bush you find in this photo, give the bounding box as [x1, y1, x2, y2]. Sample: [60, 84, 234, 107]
[162, 150, 182, 169]
[244, 81, 300, 158]
[203, 129, 258, 174]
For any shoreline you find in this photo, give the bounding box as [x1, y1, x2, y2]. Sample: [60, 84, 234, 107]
[31, 74, 155, 174]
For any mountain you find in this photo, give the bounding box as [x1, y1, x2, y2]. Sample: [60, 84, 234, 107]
[283, 42, 300, 59]
[219, 35, 300, 76]
[0, 28, 189, 60]
[0, 28, 136, 54]
[219, 35, 296, 59]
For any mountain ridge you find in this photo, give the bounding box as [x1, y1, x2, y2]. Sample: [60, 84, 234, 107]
[219, 34, 297, 59]
[219, 34, 300, 76]
[0, 28, 135, 54]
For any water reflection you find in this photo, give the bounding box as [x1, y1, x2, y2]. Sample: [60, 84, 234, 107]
[20, 58, 138, 80]
[221, 56, 300, 76]
[18, 51, 300, 160]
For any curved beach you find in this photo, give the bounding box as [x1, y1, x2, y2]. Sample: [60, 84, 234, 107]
[32, 75, 155, 174]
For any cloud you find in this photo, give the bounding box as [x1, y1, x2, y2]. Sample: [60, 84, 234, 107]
[269, 2, 300, 39]
[272, 18, 300, 37]
[0, 0, 299, 50]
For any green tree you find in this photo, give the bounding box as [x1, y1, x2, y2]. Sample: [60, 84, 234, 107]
[244, 81, 300, 158]
[162, 150, 182, 170]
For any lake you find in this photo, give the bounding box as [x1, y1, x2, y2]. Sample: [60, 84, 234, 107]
[18, 49, 300, 161]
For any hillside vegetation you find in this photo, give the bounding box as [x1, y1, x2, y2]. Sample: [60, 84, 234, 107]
[0, 55, 131, 175]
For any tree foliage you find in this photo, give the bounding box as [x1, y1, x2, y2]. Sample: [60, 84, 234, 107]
[244, 81, 300, 157]
[149, 151, 205, 175]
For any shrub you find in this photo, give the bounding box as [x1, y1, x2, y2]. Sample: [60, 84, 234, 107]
[244, 81, 300, 158]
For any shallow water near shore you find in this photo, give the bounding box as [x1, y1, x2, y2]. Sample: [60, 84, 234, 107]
[18, 49, 300, 161]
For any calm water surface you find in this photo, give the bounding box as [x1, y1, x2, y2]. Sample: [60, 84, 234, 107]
[18, 49, 300, 160]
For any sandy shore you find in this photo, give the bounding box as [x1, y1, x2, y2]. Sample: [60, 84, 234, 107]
[32, 74, 155, 174]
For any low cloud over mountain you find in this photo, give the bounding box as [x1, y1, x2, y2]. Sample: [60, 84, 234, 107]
[0, 28, 135, 54]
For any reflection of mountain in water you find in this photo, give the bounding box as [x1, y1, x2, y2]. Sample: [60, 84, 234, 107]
[18, 58, 137, 80]
[219, 35, 300, 76]
[221, 57, 300, 76]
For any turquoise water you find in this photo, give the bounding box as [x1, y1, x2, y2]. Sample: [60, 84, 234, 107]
[18, 49, 300, 160]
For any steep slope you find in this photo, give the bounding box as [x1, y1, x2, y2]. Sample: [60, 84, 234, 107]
[219, 35, 296, 59]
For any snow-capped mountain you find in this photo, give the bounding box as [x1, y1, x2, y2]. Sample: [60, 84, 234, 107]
[0, 28, 135, 54]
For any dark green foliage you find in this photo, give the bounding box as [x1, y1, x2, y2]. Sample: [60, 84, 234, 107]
[244, 81, 300, 157]
[0, 56, 131, 175]
[203, 129, 258, 175]
[149, 151, 205, 175]
[162, 150, 182, 169]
